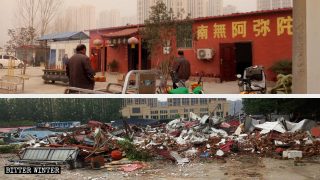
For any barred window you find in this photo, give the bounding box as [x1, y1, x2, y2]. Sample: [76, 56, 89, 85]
[176, 23, 193, 48]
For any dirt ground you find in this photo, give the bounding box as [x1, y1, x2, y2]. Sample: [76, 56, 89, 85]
[1, 154, 319, 180]
[0, 67, 243, 94]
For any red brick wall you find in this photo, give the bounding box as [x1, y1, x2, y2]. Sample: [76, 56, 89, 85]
[107, 44, 128, 72]
[152, 9, 292, 81]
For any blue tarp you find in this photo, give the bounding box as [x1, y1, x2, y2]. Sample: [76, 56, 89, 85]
[19, 127, 60, 139]
[37, 31, 89, 41]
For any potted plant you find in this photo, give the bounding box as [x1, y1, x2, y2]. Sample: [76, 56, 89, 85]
[109, 59, 119, 72]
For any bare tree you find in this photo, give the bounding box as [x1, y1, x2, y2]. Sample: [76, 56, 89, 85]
[15, 0, 63, 37]
[10, 0, 63, 72]
[38, 0, 62, 36]
[16, 0, 40, 29]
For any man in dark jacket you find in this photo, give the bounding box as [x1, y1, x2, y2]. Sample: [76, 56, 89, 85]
[172, 50, 191, 89]
[66, 44, 95, 90]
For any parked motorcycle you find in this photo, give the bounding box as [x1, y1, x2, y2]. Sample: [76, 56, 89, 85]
[237, 66, 267, 94]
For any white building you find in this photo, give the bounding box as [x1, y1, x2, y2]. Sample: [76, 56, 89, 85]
[98, 9, 121, 28]
[137, 0, 223, 23]
[38, 32, 89, 68]
[257, 0, 293, 10]
[187, 0, 206, 18]
[223, 5, 237, 15]
[137, 0, 156, 24]
[207, 0, 223, 16]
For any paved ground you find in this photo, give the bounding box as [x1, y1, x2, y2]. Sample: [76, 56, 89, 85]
[0, 67, 273, 94]
[1, 154, 319, 180]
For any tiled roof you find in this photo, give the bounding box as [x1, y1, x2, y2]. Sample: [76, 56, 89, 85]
[102, 28, 139, 38]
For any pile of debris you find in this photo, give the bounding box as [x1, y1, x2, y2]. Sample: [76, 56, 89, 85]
[1, 114, 320, 171]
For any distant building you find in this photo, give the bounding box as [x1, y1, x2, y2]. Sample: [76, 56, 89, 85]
[138, 0, 214, 23]
[187, 0, 206, 18]
[137, 0, 156, 24]
[121, 98, 229, 119]
[257, 0, 293, 10]
[121, 16, 137, 26]
[207, 0, 223, 16]
[98, 9, 121, 28]
[52, 5, 96, 33]
[223, 5, 237, 15]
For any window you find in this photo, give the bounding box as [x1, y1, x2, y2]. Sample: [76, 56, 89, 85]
[132, 107, 141, 114]
[170, 110, 178, 113]
[135, 99, 140, 104]
[176, 23, 193, 48]
[172, 99, 181, 106]
[3, 55, 9, 59]
[200, 99, 208, 105]
[58, 49, 65, 61]
[160, 115, 168, 119]
[151, 116, 159, 120]
[151, 110, 158, 114]
[182, 99, 190, 106]
[191, 99, 198, 105]
[184, 109, 189, 113]
[160, 110, 167, 114]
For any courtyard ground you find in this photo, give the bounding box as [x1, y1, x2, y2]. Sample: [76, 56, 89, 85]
[0, 67, 276, 94]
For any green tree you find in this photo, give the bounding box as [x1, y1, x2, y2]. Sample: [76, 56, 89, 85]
[242, 99, 320, 121]
[0, 99, 123, 127]
[141, 0, 193, 80]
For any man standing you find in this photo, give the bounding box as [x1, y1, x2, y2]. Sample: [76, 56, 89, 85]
[66, 44, 95, 90]
[62, 54, 69, 69]
[172, 50, 191, 89]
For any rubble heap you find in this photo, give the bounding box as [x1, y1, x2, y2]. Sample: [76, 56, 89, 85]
[1, 115, 319, 171]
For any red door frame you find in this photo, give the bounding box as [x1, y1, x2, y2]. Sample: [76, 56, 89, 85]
[220, 43, 236, 82]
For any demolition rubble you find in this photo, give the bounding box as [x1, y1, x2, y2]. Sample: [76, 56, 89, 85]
[1, 113, 320, 172]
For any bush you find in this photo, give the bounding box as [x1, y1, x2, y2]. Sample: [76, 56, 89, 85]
[270, 60, 292, 75]
[0, 144, 20, 154]
[0, 139, 5, 145]
[117, 139, 152, 161]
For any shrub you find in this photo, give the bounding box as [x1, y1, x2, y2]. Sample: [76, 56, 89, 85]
[117, 139, 152, 161]
[0, 144, 20, 154]
[270, 60, 292, 75]
[109, 59, 118, 70]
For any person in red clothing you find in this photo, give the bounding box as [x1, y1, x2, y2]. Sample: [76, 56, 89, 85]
[90, 52, 98, 72]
